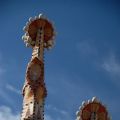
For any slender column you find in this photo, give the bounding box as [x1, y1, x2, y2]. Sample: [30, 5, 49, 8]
[21, 14, 55, 120]
[32, 28, 44, 61]
[21, 28, 46, 120]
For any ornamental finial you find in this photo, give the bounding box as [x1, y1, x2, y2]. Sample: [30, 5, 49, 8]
[22, 13, 55, 49]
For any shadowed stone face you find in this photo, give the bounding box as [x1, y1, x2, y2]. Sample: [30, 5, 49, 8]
[29, 63, 41, 81]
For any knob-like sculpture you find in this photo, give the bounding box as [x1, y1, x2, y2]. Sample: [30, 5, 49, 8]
[76, 97, 111, 120]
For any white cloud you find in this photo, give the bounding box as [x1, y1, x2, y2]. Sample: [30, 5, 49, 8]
[76, 40, 97, 56]
[0, 89, 14, 105]
[0, 68, 4, 75]
[0, 105, 69, 120]
[0, 106, 56, 120]
[46, 104, 72, 120]
[0, 67, 6, 76]
[0, 53, 5, 76]
[45, 114, 53, 120]
[6, 84, 21, 95]
[0, 106, 20, 120]
[102, 54, 120, 77]
[0, 84, 20, 105]
[46, 104, 68, 116]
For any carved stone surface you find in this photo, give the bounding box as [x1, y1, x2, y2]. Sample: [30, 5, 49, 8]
[29, 63, 41, 81]
[21, 13, 55, 120]
[22, 13, 55, 49]
[76, 97, 111, 120]
[21, 57, 47, 120]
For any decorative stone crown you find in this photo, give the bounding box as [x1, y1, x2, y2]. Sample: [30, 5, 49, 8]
[76, 97, 111, 120]
[22, 14, 56, 49]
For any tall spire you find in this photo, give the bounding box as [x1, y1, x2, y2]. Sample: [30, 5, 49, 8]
[20, 14, 55, 120]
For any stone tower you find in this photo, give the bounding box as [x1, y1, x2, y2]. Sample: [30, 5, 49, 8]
[76, 97, 111, 120]
[20, 14, 55, 120]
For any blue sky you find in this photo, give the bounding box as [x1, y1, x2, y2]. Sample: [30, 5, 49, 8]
[0, 0, 120, 120]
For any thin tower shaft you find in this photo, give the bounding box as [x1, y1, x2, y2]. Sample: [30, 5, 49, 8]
[20, 14, 55, 120]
